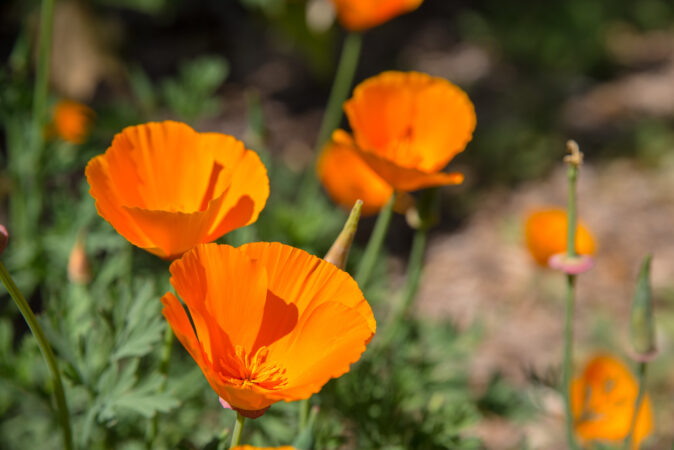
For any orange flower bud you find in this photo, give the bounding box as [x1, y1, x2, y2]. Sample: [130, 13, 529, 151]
[67, 234, 91, 284]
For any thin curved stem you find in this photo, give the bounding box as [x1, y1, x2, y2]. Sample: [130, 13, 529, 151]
[399, 228, 427, 316]
[146, 326, 174, 448]
[229, 413, 246, 449]
[298, 397, 311, 433]
[356, 194, 395, 286]
[0, 261, 73, 450]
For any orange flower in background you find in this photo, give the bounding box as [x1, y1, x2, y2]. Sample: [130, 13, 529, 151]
[524, 208, 596, 266]
[52, 100, 94, 144]
[334, 71, 475, 193]
[161, 242, 376, 418]
[317, 132, 393, 215]
[331, 0, 423, 31]
[571, 354, 653, 449]
[86, 121, 269, 260]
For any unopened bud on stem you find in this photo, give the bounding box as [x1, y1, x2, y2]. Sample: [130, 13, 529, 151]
[324, 200, 362, 270]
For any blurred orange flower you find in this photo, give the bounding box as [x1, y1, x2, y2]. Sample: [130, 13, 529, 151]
[524, 208, 596, 266]
[571, 354, 653, 449]
[331, 0, 423, 31]
[317, 131, 393, 215]
[52, 100, 94, 144]
[342, 71, 474, 189]
[161, 242, 376, 418]
[86, 121, 269, 260]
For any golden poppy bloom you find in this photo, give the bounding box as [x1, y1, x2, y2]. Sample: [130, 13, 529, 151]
[571, 354, 654, 449]
[52, 100, 95, 144]
[524, 208, 596, 266]
[161, 242, 376, 418]
[317, 131, 393, 215]
[331, 0, 423, 31]
[333, 71, 475, 194]
[86, 121, 269, 260]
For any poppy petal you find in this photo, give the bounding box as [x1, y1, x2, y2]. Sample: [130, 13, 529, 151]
[317, 131, 393, 215]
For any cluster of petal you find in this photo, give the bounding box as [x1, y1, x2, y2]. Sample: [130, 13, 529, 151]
[52, 100, 94, 144]
[317, 133, 392, 215]
[85, 121, 269, 259]
[318, 71, 475, 214]
[161, 242, 376, 417]
[524, 208, 596, 266]
[331, 0, 423, 31]
[571, 354, 653, 449]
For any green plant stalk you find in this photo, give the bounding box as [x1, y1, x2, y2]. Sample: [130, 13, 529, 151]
[146, 326, 175, 448]
[314, 32, 363, 152]
[399, 228, 428, 316]
[624, 362, 647, 449]
[0, 261, 73, 450]
[229, 413, 246, 449]
[562, 161, 579, 450]
[356, 194, 395, 286]
[298, 397, 311, 432]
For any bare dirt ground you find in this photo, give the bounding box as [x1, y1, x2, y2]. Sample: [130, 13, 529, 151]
[415, 157, 674, 449]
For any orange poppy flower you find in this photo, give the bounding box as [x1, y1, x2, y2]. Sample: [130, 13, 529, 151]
[52, 100, 95, 144]
[335, 71, 475, 193]
[331, 0, 423, 31]
[86, 121, 269, 260]
[317, 132, 393, 215]
[571, 354, 654, 449]
[161, 242, 376, 418]
[524, 208, 596, 266]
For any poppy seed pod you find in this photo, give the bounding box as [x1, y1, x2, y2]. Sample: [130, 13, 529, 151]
[631, 255, 656, 357]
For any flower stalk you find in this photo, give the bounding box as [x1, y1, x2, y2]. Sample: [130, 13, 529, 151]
[315, 32, 363, 152]
[229, 412, 246, 449]
[625, 362, 647, 449]
[356, 193, 395, 286]
[561, 140, 582, 450]
[0, 260, 73, 450]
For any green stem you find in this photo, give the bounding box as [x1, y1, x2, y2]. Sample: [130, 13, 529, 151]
[562, 273, 578, 450]
[32, 0, 54, 132]
[314, 32, 363, 152]
[562, 156, 580, 449]
[399, 228, 428, 317]
[355, 194, 395, 286]
[0, 261, 73, 450]
[298, 397, 311, 432]
[146, 326, 174, 448]
[624, 362, 647, 449]
[229, 413, 246, 449]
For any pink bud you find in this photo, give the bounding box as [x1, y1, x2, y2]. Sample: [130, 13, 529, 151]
[548, 253, 594, 274]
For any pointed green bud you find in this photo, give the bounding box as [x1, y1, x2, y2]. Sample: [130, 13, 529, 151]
[630, 255, 656, 356]
[324, 200, 362, 270]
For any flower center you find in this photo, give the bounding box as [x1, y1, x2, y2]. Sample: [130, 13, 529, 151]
[221, 345, 288, 390]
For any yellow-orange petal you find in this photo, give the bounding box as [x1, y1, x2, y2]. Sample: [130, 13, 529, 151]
[344, 71, 476, 173]
[169, 244, 269, 354]
[239, 242, 376, 335]
[52, 100, 94, 144]
[331, 0, 423, 31]
[524, 208, 596, 266]
[571, 355, 654, 448]
[238, 242, 376, 400]
[317, 131, 393, 215]
[85, 121, 269, 259]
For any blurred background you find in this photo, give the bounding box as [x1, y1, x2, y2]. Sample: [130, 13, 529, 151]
[1, 0, 673, 448]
